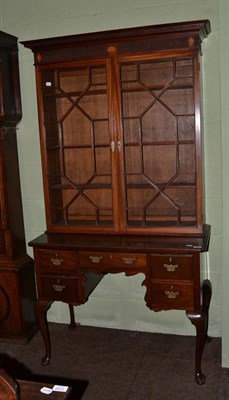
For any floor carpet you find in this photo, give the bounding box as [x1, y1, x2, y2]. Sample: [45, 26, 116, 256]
[0, 323, 227, 399]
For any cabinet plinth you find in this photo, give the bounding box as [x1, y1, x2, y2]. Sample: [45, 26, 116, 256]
[23, 20, 211, 383]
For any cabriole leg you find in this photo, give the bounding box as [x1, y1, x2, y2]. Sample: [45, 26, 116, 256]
[186, 279, 212, 385]
[186, 310, 206, 384]
[68, 304, 77, 330]
[34, 300, 52, 366]
[202, 279, 212, 343]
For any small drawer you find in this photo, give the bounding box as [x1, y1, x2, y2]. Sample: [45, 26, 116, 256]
[38, 275, 79, 302]
[37, 249, 77, 273]
[150, 254, 194, 281]
[150, 282, 194, 310]
[79, 251, 146, 270]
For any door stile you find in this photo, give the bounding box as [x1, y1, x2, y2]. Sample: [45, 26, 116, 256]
[193, 50, 203, 231]
[110, 50, 127, 233]
[107, 50, 123, 233]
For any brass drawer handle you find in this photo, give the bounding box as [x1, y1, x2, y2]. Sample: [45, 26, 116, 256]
[52, 282, 66, 292]
[163, 263, 179, 272]
[165, 290, 180, 299]
[50, 257, 63, 266]
[89, 255, 103, 264]
[122, 257, 136, 265]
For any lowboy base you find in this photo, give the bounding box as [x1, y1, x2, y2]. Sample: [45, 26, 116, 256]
[29, 225, 211, 385]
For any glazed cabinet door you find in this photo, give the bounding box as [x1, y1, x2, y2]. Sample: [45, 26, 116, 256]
[117, 52, 202, 235]
[37, 50, 203, 236]
[38, 60, 120, 233]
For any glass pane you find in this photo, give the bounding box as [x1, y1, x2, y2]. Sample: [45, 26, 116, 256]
[41, 65, 113, 227]
[120, 57, 196, 228]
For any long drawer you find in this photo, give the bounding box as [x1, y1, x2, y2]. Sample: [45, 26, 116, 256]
[78, 251, 147, 270]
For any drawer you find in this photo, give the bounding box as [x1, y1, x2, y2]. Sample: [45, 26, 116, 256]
[150, 282, 194, 310]
[37, 249, 77, 273]
[78, 251, 146, 270]
[38, 275, 79, 302]
[150, 254, 194, 281]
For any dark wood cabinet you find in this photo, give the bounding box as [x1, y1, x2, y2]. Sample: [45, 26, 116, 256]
[0, 31, 37, 341]
[23, 20, 210, 237]
[22, 20, 212, 383]
[0, 368, 72, 399]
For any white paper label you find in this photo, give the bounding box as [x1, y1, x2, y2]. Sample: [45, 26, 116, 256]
[53, 384, 69, 392]
[40, 387, 53, 394]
